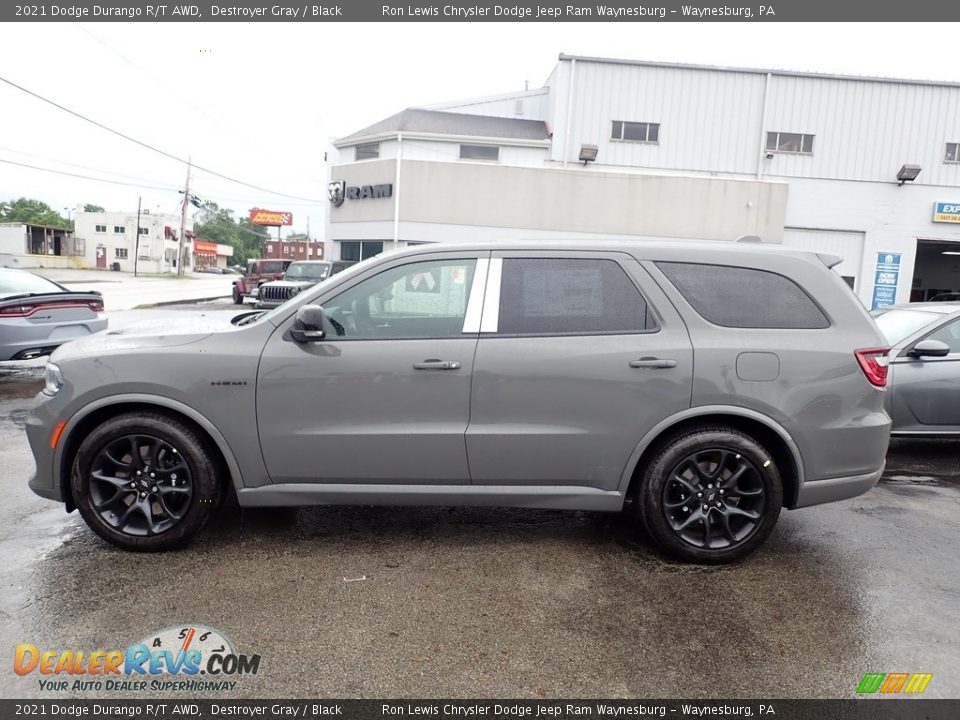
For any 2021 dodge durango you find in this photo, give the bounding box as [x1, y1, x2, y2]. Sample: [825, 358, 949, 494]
[26, 240, 891, 562]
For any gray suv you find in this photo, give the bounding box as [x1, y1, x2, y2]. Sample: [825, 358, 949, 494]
[26, 240, 891, 562]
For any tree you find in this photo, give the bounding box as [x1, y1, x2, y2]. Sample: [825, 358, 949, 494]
[193, 203, 271, 265]
[0, 197, 69, 228]
[83, 204, 106, 213]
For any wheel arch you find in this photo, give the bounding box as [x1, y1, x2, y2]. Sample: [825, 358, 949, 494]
[620, 406, 804, 510]
[56, 394, 244, 512]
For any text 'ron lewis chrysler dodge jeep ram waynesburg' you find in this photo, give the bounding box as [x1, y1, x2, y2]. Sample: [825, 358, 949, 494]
[26, 240, 891, 562]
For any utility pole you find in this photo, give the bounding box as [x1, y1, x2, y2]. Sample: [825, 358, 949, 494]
[134, 196, 142, 277]
[177, 157, 191, 276]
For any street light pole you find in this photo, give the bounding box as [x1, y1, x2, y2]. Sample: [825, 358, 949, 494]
[177, 157, 191, 276]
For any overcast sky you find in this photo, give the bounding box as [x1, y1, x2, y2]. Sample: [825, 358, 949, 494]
[2, 22, 959, 236]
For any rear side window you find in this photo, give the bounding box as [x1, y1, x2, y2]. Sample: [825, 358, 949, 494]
[656, 262, 829, 329]
[498, 258, 655, 335]
[262, 261, 282, 274]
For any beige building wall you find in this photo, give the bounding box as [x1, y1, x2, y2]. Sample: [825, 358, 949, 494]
[328, 159, 787, 243]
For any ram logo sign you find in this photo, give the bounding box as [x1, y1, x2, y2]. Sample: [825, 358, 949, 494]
[328, 181, 393, 207]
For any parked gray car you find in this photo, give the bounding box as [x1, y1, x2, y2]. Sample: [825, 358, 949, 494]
[871, 302, 960, 435]
[26, 240, 891, 562]
[0, 269, 107, 361]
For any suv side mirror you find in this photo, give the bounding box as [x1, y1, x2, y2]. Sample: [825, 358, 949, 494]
[908, 339, 951, 358]
[290, 305, 326, 343]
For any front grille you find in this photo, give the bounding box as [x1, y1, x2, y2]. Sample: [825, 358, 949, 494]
[260, 285, 296, 302]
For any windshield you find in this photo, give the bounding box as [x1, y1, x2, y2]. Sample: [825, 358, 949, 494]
[871, 308, 943, 345]
[284, 263, 331, 281]
[0, 270, 63, 298]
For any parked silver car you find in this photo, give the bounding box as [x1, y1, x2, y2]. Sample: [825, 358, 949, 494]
[26, 240, 890, 562]
[0, 269, 107, 361]
[871, 302, 960, 435]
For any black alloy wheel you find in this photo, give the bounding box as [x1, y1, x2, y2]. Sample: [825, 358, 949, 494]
[662, 449, 765, 550]
[72, 412, 221, 551]
[637, 427, 783, 564]
[88, 434, 193, 536]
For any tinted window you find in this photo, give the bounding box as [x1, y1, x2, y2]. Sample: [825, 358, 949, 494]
[459, 144, 499, 161]
[498, 258, 654, 335]
[324, 259, 477, 339]
[355, 142, 380, 160]
[657, 262, 829, 329]
[261, 261, 282, 274]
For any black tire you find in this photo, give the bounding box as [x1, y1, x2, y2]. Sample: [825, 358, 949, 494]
[71, 412, 222, 552]
[232, 285, 244, 304]
[637, 427, 783, 564]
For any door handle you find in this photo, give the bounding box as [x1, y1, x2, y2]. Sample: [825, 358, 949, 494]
[413, 359, 461, 370]
[629, 357, 677, 369]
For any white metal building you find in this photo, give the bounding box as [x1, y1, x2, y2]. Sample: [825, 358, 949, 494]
[329, 54, 960, 308]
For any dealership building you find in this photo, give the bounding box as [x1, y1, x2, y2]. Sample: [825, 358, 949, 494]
[328, 54, 960, 308]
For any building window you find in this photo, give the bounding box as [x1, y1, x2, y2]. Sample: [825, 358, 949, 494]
[139, 227, 149, 235]
[115, 248, 128, 259]
[355, 142, 380, 161]
[95, 225, 106, 233]
[611, 121, 660, 143]
[113, 225, 126, 234]
[766, 132, 814, 155]
[459, 144, 499, 161]
[340, 240, 384, 262]
[945, 143, 960, 163]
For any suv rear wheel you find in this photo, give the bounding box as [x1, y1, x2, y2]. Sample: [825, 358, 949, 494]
[71, 412, 221, 551]
[232, 285, 243, 304]
[637, 427, 783, 564]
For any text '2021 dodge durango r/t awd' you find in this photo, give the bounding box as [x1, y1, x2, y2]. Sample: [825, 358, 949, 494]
[26, 240, 891, 562]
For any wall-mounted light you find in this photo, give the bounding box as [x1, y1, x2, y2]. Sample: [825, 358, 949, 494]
[896, 164, 921, 185]
[579, 144, 598, 165]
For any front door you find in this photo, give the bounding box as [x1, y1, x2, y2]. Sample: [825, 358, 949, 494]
[96, 246, 106, 269]
[257, 252, 488, 484]
[890, 316, 960, 430]
[466, 252, 694, 491]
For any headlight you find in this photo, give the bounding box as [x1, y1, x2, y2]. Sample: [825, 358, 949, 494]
[44, 363, 64, 396]
[291, 287, 300, 296]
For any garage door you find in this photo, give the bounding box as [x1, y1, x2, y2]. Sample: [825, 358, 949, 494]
[782, 228, 865, 291]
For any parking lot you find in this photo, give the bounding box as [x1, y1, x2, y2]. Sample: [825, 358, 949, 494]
[1, 302, 958, 699]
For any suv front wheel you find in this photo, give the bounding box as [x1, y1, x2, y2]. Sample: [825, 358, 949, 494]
[71, 412, 222, 551]
[232, 285, 243, 304]
[637, 427, 783, 564]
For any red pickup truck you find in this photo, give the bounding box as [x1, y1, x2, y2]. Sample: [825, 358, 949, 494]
[232, 259, 292, 304]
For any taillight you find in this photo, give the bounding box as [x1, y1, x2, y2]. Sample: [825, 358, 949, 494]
[0, 304, 33, 317]
[88, 299, 104, 312]
[855, 347, 890, 387]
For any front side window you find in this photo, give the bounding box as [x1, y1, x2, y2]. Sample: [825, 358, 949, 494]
[497, 258, 655, 335]
[459, 144, 499, 161]
[355, 142, 380, 161]
[611, 121, 660, 143]
[766, 132, 814, 154]
[923, 318, 960, 353]
[945, 142, 960, 163]
[324, 259, 477, 339]
[657, 262, 829, 329]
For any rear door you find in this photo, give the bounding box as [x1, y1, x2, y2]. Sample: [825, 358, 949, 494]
[890, 315, 960, 431]
[465, 251, 693, 491]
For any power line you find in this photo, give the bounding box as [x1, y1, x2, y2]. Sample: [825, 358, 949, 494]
[0, 74, 327, 203]
[0, 145, 182, 190]
[0, 157, 179, 192]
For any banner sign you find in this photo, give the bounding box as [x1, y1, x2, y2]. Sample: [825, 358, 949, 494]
[7, 1, 960, 22]
[249, 209, 293, 226]
[933, 202, 960, 223]
[871, 251, 901, 310]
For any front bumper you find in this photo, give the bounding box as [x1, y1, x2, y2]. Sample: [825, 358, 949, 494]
[793, 463, 884, 509]
[26, 406, 63, 503]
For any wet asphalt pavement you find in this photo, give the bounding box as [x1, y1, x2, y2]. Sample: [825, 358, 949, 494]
[0, 303, 958, 699]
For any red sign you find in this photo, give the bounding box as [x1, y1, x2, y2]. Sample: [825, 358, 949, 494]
[194, 240, 218, 255]
[249, 209, 293, 226]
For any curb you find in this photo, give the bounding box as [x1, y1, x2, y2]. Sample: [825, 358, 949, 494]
[132, 294, 230, 309]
